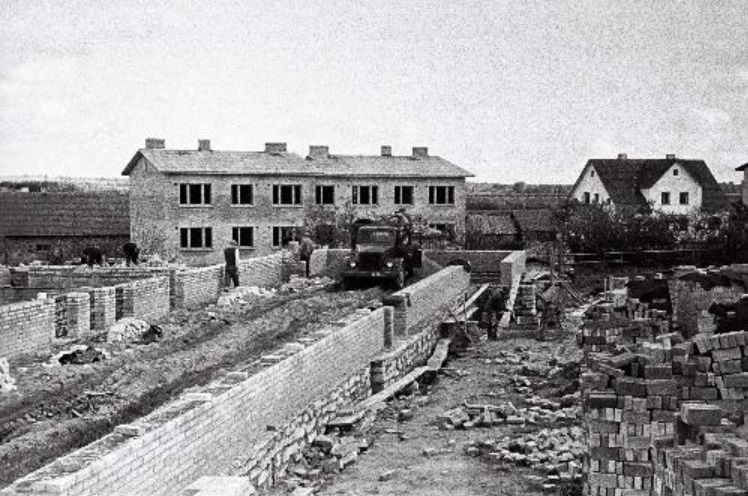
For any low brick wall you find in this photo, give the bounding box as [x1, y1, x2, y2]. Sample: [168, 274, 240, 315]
[172, 255, 283, 309]
[384, 265, 471, 337]
[499, 250, 527, 286]
[0, 298, 55, 359]
[2, 308, 388, 496]
[9, 266, 171, 291]
[125, 277, 170, 322]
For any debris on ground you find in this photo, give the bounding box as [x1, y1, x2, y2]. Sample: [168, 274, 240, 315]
[54, 345, 108, 365]
[280, 276, 335, 294]
[276, 432, 372, 493]
[106, 317, 149, 343]
[0, 357, 17, 393]
[217, 286, 277, 307]
[465, 426, 585, 486]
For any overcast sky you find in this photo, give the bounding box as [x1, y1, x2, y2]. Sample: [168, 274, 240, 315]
[1, 0, 746, 183]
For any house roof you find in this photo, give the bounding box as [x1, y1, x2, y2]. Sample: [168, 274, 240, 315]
[0, 191, 130, 237]
[512, 209, 557, 233]
[122, 148, 473, 178]
[737, 162, 748, 171]
[574, 158, 729, 213]
[466, 212, 517, 235]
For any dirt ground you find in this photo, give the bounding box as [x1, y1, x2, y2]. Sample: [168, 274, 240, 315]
[265, 328, 583, 496]
[0, 283, 386, 488]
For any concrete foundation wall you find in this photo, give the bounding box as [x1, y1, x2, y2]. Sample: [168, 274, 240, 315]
[0, 298, 55, 359]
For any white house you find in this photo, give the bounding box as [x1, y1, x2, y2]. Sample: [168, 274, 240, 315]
[737, 161, 747, 206]
[569, 154, 728, 214]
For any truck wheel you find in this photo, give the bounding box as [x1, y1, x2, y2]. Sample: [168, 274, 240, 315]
[394, 270, 405, 290]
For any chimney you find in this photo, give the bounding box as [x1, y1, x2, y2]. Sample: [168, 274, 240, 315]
[412, 147, 429, 157]
[265, 142, 287, 153]
[617, 153, 627, 160]
[145, 138, 165, 149]
[381, 145, 392, 157]
[666, 154, 676, 160]
[198, 139, 211, 151]
[308, 145, 329, 159]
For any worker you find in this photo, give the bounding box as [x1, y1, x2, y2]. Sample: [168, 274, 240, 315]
[122, 242, 140, 266]
[299, 232, 315, 278]
[223, 239, 240, 289]
[81, 246, 104, 268]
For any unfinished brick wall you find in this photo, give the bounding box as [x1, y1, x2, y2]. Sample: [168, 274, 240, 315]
[64, 292, 91, 338]
[124, 277, 170, 322]
[171, 255, 283, 309]
[0, 298, 55, 359]
[9, 266, 171, 291]
[90, 287, 116, 331]
[384, 265, 470, 337]
[2, 308, 388, 496]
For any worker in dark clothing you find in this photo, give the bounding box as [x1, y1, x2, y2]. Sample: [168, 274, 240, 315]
[122, 242, 140, 266]
[299, 234, 315, 278]
[82, 246, 104, 268]
[224, 240, 240, 289]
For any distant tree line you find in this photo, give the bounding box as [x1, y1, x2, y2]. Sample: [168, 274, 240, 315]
[552, 200, 748, 262]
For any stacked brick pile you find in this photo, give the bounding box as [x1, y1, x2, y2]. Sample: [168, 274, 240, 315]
[578, 310, 671, 354]
[582, 342, 678, 496]
[674, 331, 748, 401]
[653, 403, 748, 495]
[513, 281, 538, 326]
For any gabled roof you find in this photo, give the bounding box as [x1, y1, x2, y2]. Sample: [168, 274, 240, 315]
[737, 162, 748, 171]
[0, 191, 130, 237]
[573, 157, 728, 213]
[466, 212, 517, 235]
[122, 148, 473, 178]
[512, 209, 557, 233]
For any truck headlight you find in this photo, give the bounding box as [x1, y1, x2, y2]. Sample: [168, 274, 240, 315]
[386, 262, 393, 268]
[349, 261, 357, 268]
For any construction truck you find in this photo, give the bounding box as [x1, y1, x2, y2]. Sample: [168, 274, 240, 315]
[339, 216, 423, 289]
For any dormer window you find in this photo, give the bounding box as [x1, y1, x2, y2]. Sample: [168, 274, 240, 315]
[673, 169, 679, 176]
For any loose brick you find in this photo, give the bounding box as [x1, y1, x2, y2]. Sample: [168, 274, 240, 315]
[681, 404, 723, 426]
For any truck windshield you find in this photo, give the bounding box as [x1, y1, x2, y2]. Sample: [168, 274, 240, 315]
[358, 229, 395, 245]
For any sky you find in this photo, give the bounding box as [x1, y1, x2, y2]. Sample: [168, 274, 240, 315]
[1, 0, 746, 184]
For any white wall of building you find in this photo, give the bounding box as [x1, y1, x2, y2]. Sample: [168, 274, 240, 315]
[641, 164, 702, 214]
[570, 163, 611, 204]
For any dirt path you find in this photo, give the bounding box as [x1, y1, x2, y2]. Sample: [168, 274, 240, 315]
[0, 285, 386, 488]
[265, 333, 583, 496]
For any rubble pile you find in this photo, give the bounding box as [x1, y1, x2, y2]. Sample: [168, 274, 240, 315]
[278, 433, 371, 492]
[0, 357, 17, 393]
[465, 426, 585, 485]
[280, 276, 334, 294]
[106, 317, 149, 343]
[216, 286, 276, 307]
[53, 345, 108, 365]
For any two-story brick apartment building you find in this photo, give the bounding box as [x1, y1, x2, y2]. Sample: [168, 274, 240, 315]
[123, 139, 472, 265]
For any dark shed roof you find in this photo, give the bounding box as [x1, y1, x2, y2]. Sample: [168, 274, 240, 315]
[0, 191, 130, 237]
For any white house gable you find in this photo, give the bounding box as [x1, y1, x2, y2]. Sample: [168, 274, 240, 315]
[571, 163, 611, 205]
[640, 164, 701, 214]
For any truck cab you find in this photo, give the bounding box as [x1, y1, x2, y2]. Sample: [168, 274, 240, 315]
[339, 223, 422, 289]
